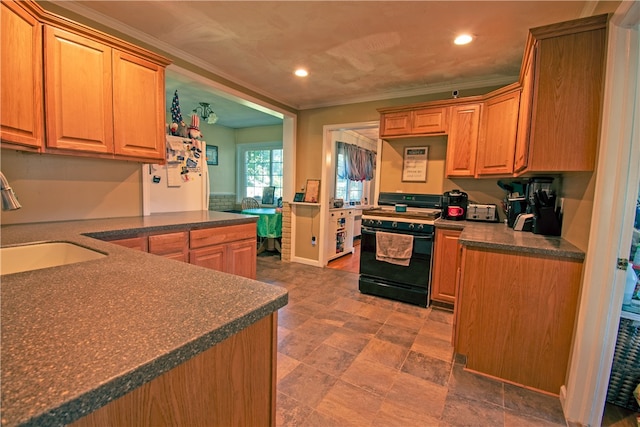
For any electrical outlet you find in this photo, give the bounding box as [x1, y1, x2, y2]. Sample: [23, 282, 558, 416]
[311, 236, 316, 246]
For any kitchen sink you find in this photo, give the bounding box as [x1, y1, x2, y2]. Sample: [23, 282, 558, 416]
[0, 242, 106, 275]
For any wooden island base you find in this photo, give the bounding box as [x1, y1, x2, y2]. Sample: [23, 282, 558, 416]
[72, 314, 277, 427]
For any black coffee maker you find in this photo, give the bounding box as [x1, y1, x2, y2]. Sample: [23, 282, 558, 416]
[442, 190, 468, 220]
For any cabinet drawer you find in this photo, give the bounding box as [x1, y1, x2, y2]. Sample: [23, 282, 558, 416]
[110, 236, 148, 252]
[149, 231, 188, 255]
[190, 223, 256, 249]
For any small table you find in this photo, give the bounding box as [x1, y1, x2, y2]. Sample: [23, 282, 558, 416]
[241, 208, 282, 253]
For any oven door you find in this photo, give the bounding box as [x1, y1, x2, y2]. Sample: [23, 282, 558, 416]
[359, 225, 433, 288]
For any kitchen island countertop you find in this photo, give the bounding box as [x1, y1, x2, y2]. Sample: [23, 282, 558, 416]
[435, 219, 584, 260]
[1, 211, 288, 427]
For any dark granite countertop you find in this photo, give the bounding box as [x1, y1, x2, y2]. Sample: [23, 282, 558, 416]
[435, 219, 584, 260]
[0, 212, 288, 427]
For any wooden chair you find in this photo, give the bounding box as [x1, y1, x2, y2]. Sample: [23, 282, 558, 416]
[241, 197, 260, 210]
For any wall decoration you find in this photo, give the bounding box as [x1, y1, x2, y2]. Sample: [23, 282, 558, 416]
[304, 179, 321, 203]
[206, 145, 218, 165]
[402, 146, 428, 182]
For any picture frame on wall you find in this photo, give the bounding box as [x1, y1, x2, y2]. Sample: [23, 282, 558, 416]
[304, 179, 321, 203]
[206, 145, 218, 166]
[402, 146, 428, 182]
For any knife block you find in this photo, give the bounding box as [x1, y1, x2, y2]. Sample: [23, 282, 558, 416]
[533, 207, 562, 236]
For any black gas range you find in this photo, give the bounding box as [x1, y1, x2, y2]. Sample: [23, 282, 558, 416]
[359, 193, 442, 307]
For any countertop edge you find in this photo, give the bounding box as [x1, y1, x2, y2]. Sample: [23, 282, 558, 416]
[27, 296, 288, 427]
[435, 219, 585, 260]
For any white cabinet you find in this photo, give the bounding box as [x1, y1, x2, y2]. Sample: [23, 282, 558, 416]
[327, 208, 354, 261]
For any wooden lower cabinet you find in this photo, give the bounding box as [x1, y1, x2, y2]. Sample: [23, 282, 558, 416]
[109, 236, 148, 252]
[148, 231, 188, 262]
[107, 223, 256, 278]
[454, 246, 583, 394]
[190, 223, 257, 279]
[71, 313, 277, 427]
[431, 228, 462, 305]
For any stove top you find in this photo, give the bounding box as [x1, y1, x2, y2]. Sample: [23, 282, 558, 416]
[362, 208, 441, 221]
[362, 192, 443, 225]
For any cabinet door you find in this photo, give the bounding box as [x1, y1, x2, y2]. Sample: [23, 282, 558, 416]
[412, 107, 448, 134]
[445, 104, 481, 177]
[113, 51, 165, 162]
[44, 26, 114, 154]
[526, 28, 605, 172]
[476, 88, 520, 176]
[513, 43, 536, 173]
[190, 244, 226, 273]
[227, 239, 257, 279]
[431, 228, 462, 304]
[379, 111, 411, 137]
[149, 231, 188, 262]
[0, 0, 43, 150]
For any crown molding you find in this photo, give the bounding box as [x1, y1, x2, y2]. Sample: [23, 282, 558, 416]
[296, 76, 518, 110]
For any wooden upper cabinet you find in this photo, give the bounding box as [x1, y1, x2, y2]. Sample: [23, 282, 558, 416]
[379, 111, 411, 137]
[379, 107, 448, 138]
[411, 107, 448, 135]
[0, 0, 43, 150]
[44, 26, 114, 154]
[513, 42, 536, 173]
[519, 15, 607, 173]
[1, 0, 171, 162]
[445, 104, 481, 177]
[476, 86, 520, 176]
[113, 51, 165, 162]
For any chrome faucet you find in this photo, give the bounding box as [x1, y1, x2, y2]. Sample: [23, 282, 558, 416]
[0, 171, 21, 210]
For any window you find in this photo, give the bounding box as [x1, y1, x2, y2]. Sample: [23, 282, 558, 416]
[335, 151, 363, 203]
[237, 142, 283, 203]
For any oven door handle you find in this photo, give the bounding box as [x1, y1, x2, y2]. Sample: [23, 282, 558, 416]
[361, 225, 433, 240]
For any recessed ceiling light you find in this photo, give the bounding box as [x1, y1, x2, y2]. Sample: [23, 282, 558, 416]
[454, 34, 473, 45]
[294, 68, 308, 77]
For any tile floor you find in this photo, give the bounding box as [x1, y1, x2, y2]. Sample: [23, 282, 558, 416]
[256, 253, 570, 426]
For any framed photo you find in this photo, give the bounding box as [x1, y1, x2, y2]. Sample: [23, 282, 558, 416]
[206, 145, 218, 166]
[262, 186, 275, 205]
[402, 146, 428, 182]
[293, 192, 305, 202]
[304, 179, 320, 203]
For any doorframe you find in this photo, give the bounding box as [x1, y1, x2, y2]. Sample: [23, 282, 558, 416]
[561, 3, 640, 425]
[320, 121, 380, 267]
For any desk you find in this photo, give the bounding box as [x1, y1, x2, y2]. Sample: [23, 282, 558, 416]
[242, 208, 282, 253]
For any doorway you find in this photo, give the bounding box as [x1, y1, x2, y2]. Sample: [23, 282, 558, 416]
[320, 121, 379, 270]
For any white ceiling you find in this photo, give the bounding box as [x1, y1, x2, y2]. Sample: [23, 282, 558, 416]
[48, 1, 620, 129]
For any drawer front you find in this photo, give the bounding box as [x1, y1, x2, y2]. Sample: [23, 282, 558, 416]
[148, 231, 188, 255]
[110, 236, 148, 252]
[190, 223, 256, 249]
